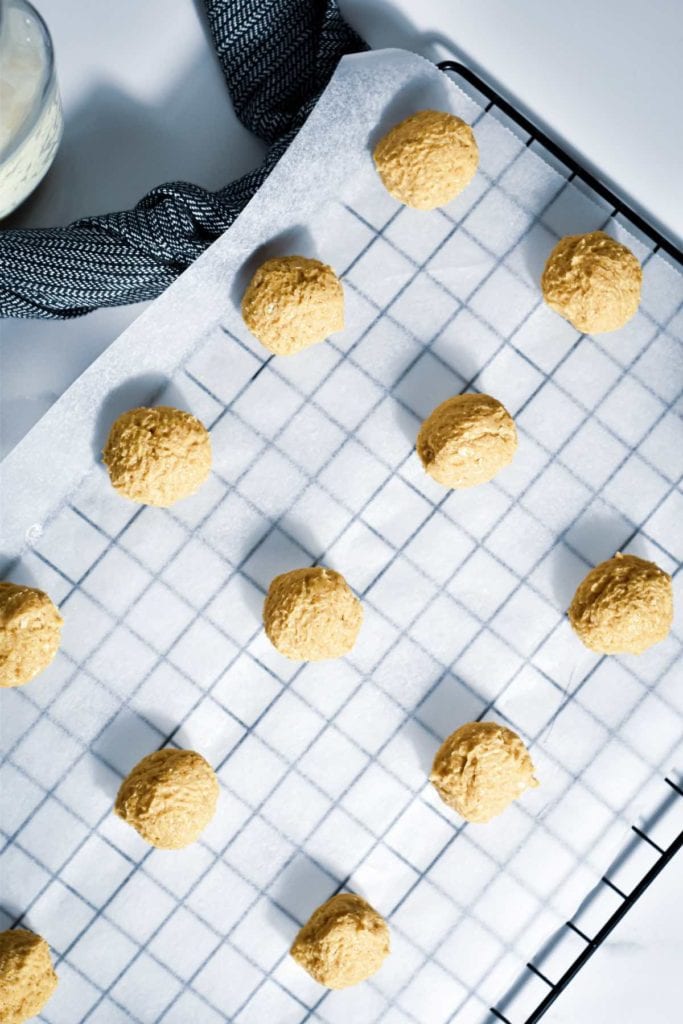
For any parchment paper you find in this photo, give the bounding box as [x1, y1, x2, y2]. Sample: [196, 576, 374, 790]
[1, 48, 682, 1024]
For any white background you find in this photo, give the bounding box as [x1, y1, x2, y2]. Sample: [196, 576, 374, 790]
[1, 2, 681, 1020]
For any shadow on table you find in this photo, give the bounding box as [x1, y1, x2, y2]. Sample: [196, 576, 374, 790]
[89, 707, 180, 800]
[3, 38, 265, 231]
[224, 510, 324, 582]
[550, 512, 654, 613]
[267, 851, 343, 940]
[407, 668, 483, 778]
[0, 552, 41, 588]
[391, 348, 462, 448]
[554, 510, 635, 586]
[0, 901, 28, 930]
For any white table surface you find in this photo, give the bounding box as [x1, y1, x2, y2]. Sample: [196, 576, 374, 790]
[1, 2, 681, 1021]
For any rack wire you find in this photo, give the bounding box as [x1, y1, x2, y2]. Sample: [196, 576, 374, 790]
[491, 776, 683, 1023]
[438, 59, 683, 1024]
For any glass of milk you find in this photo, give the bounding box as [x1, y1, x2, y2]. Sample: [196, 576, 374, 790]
[0, 0, 63, 219]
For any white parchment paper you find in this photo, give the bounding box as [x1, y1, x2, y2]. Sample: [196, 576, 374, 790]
[1, 49, 682, 1024]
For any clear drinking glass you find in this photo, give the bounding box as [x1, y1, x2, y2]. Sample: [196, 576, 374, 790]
[0, 0, 63, 218]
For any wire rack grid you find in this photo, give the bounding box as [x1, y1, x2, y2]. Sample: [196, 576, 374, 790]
[0, 50, 682, 1024]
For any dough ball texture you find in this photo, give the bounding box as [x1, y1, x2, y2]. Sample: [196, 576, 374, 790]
[0, 582, 62, 689]
[431, 722, 538, 823]
[103, 405, 211, 507]
[541, 231, 642, 333]
[373, 109, 478, 210]
[417, 393, 517, 488]
[291, 893, 390, 989]
[115, 749, 219, 849]
[241, 255, 344, 355]
[263, 567, 363, 661]
[568, 553, 673, 655]
[0, 929, 58, 1024]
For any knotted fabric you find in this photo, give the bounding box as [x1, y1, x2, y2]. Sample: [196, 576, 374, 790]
[0, 0, 366, 319]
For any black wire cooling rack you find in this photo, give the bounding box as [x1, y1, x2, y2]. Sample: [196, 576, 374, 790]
[438, 60, 683, 265]
[438, 58, 683, 1024]
[492, 777, 683, 1023]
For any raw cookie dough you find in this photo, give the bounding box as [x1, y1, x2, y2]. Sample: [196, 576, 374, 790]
[102, 405, 212, 507]
[0, 582, 63, 689]
[417, 393, 517, 488]
[115, 749, 219, 849]
[541, 231, 642, 333]
[263, 567, 363, 661]
[102, 403, 210, 507]
[0, 929, 58, 1024]
[430, 721, 538, 823]
[568, 552, 673, 655]
[373, 109, 478, 210]
[241, 255, 344, 355]
[290, 893, 390, 989]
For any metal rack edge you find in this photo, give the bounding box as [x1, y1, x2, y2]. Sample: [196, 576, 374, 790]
[436, 57, 683, 1024]
[437, 59, 683, 267]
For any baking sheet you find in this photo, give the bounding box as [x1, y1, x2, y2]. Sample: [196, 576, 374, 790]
[1, 48, 682, 1024]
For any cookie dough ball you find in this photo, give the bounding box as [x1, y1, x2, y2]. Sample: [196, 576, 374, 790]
[0, 929, 58, 1024]
[373, 110, 478, 210]
[0, 582, 63, 689]
[291, 893, 390, 989]
[264, 567, 363, 661]
[431, 722, 538, 823]
[417, 393, 517, 488]
[542, 231, 642, 333]
[568, 552, 673, 655]
[115, 749, 219, 849]
[241, 255, 344, 355]
[103, 405, 211, 507]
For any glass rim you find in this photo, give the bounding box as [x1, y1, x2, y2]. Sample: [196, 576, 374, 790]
[0, 0, 58, 166]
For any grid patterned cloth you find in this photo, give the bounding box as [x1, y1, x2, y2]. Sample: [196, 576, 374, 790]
[1, 50, 682, 1024]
